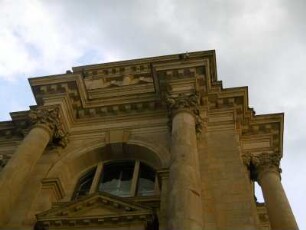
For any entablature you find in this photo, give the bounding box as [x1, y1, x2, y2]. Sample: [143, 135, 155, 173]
[0, 50, 284, 158]
[201, 82, 283, 157]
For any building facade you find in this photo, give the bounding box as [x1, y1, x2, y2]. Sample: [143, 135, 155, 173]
[0, 51, 298, 230]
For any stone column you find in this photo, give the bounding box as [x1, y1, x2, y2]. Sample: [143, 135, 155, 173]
[250, 153, 298, 230]
[0, 106, 67, 225]
[166, 94, 203, 230]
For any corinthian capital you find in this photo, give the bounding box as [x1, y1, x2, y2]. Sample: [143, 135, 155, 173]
[29, 106, 69, 147]
[243, 152, 282, 182]
[165, 93, 203, 134]
[166, 93, 199, 113]
[251, 152, 281, 170]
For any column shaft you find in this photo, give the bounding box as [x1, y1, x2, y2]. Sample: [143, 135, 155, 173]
[0, 124, 52, 225]
[259, 170, 298, 230]
[168, 111, 203, 230]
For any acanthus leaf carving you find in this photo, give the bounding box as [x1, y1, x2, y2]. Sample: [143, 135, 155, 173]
[165, 93, 203, 135]
[29, 106, 69, 148]
[242, 152, 281, 182]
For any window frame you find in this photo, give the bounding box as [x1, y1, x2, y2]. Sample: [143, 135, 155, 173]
[72, 160, 159, 200]
[72, 166, 97, 200]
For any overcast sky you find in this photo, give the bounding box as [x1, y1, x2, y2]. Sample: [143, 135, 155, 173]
[0, 0, 305, 228]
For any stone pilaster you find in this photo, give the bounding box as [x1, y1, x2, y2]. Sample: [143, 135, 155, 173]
[0, 106, 67, 225]
[157, 170, 169, 230]
[166, 93, 204, 230]
[244, 152, 298, 230]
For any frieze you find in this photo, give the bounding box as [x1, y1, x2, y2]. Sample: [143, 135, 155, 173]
[25, 51, 283, 154]
[84, 73, 153, 90]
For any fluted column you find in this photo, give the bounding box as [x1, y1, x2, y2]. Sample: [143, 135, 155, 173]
[250, 153, 298, 230]
[0, 106, 67, 225]
[166, 94, 203, 230]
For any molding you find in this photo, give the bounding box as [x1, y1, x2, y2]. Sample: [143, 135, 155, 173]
[36, 193, 154, 229]
[0, 51, 284, 161]
[41, 178, 65, 201]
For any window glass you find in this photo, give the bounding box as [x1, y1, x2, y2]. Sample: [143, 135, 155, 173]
[73, 167, 96, 200]
[73, 160, 158, 200]
[137, 162, 156, 196]
[99, 161, 134, 197]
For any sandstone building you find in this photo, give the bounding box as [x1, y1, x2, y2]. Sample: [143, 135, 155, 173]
[0, 51, 298, 230]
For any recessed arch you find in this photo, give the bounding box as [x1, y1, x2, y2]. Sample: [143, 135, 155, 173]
[45, 138, 169, 199]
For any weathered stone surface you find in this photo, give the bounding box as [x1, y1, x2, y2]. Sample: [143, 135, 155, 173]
[0, 51, 297, 230]
[243, 152, 298, 230]
[168, 110, 203, 230]
[29, 106, 69, 147]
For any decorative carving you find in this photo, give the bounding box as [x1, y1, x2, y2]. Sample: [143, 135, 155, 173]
[84, 74, 153, 90]
[165, 93, 203, 134]
[29, 106, 69, 147]
[242, 152, 281, 181]
[251, 152, 281, 170]
[166, 94, 198, 110]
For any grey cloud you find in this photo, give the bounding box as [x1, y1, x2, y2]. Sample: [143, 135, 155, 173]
[1, 0, 306, 228]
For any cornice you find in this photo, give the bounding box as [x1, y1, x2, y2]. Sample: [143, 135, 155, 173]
[0, 51, 283, 158]
[71, 50, 217, 79]
[0, 52, 213, 138]
[202, 83, 284, 157]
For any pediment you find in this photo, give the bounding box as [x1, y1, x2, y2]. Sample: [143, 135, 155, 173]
[36, 193, 153, 228]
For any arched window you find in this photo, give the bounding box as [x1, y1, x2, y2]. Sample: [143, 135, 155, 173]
[99, 161, 135, 197]
[73, 161, 158, 200]
[73, 167, 96, 200]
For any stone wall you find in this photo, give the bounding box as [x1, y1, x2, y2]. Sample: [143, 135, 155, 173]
[199, 126, 260, 230]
